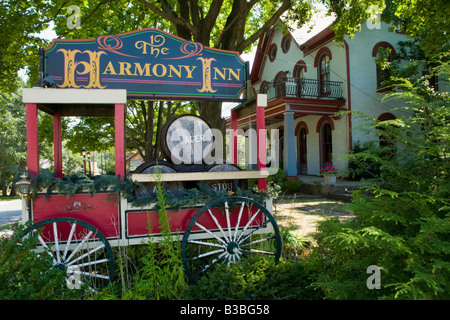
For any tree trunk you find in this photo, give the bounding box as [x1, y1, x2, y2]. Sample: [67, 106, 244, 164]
[198, 101, 225, 133]
[1, 169, 6, 196]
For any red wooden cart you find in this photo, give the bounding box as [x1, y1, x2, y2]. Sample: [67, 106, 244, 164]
[18, 87, 280, 290]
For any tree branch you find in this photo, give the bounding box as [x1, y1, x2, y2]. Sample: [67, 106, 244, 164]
[59, 0, 114, 38]
[237, 0, 292, 52]
[204, 0, 224, 32]
[138, 0, 196, 35]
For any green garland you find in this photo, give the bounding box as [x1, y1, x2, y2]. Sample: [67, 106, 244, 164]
[26, 170, 270, 211]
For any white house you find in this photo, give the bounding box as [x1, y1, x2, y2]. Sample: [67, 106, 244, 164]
[227, 12, 415, 178]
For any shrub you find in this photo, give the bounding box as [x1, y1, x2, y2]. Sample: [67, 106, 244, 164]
[0, 224, 79, 299]
[346, 141, 381, 181]
[184, 257, 324, 300]
[281, 179, 301, 193]
[310, 58, 450, 300]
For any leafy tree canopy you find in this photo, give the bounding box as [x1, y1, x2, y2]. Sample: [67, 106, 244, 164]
[322, 0, 450, 56]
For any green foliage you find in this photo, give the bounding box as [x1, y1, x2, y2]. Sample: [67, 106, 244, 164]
[0, 0, 52, 92]
[27, 169, 136, 201]
[0, 89, 27, 196]
[121, 169, 187, 300]
[347, 141, 381, 180]
[323, 0, 449, 57]
[281, 179, 301, 194]
[310, 57, 450, 300]
[185, 257, 324, 300]
[0, 223, 79, 299]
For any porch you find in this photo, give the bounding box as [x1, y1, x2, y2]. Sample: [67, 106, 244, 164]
[296, 175, 361, 202]
[261, 76, 345, 102]
[228, 77, 348, 179]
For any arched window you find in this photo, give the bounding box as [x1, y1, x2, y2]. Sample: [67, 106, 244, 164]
[314, 47, 332, 96]
[319, 54, 330, 95]
[281, 34, 292, 53]
[260, 81, 269, 94]
[372, 42, 396, 91]
[269, 44, 277, 62]
[317, 117, 334, 169]
[274, 71, 287, 99]
[296, 122, 308, 174]
[293, 60, 307, 98]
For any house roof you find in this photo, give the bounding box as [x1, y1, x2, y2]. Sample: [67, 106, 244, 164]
[249, 11, 336, 85]
[290, 11, 336, 47]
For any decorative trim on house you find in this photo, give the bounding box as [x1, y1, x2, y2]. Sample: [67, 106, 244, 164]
[293, 60, 307, 75]
[316, 116, 335, 132]
[295, 121, 309, 134]
[372, 41, 397, 57]
[314, 47, 333, 68]
[301, 28, 335, 56]
[281, 34, 292, 53]
[269, 43, 278, 62]
[377, 112, 396, 121]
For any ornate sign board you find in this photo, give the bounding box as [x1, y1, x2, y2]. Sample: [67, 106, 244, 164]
[42, 28, 248, 102]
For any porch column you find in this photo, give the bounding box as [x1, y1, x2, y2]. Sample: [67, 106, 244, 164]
[256, 94, 267, 190]
[26, 103, 39, 176]
[283, 111, 297, 178]
[53, 110, 63, 178]
[230, 110, 238, 165]
[246, 123, 257, 170]
[115, 103, 126, 180]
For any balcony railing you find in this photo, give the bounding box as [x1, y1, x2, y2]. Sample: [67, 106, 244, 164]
[259, 77, 345, 101]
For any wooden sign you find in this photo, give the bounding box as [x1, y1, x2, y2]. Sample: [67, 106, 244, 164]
[43, 28, 248, 101]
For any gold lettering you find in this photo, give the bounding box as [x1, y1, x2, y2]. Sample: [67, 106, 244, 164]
[57, 49, 81, 88]
[119, 62, 134, 75]
[57, 49, 106, 89]
[102, 61, 117, 75]
[152, 64, 167, 77]
[197, 57, 216, 93]
[182, 65, 197, 79]
[213, 67, 240, 81]
[134, 62, 151, 76]
[135, 34, 169, 58]
[213, 67, 227, 80]
[168, 65, 182, 78]
[228, 68, 240, 81]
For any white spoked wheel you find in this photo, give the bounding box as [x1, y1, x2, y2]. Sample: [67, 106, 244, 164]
[181, 196, 282, 284]
[22, 218, 114, 293]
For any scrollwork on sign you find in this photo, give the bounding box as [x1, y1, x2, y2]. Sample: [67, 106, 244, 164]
[135, 34, 169, 58]
[58, 201, 97, 213]
[97, 35, 140, 58]
[166, 41, 204, 60]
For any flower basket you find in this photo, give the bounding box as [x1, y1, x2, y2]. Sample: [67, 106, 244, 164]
[323, 174, 337, 185]
[319, 166, 338, 185]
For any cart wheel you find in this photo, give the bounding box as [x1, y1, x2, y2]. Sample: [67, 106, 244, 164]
[22, 217, 115, 292]
[181, 196, 281, 284]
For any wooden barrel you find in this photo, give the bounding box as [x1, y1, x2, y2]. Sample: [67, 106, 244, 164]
[133, 160, 183, 199]
[160, 114, 214, 165]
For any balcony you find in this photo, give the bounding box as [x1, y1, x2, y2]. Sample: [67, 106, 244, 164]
[259, 77, 345, 102]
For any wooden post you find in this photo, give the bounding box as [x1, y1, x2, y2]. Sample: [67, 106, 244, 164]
[115, 103, 126, 180]
[26, 103, 39, 176]
[53, 110, 63, 178]
[256, 94, 267, 190]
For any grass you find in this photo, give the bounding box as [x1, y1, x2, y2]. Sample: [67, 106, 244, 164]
[272, 195, 353, 239]
[0, 196, 20, 201]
